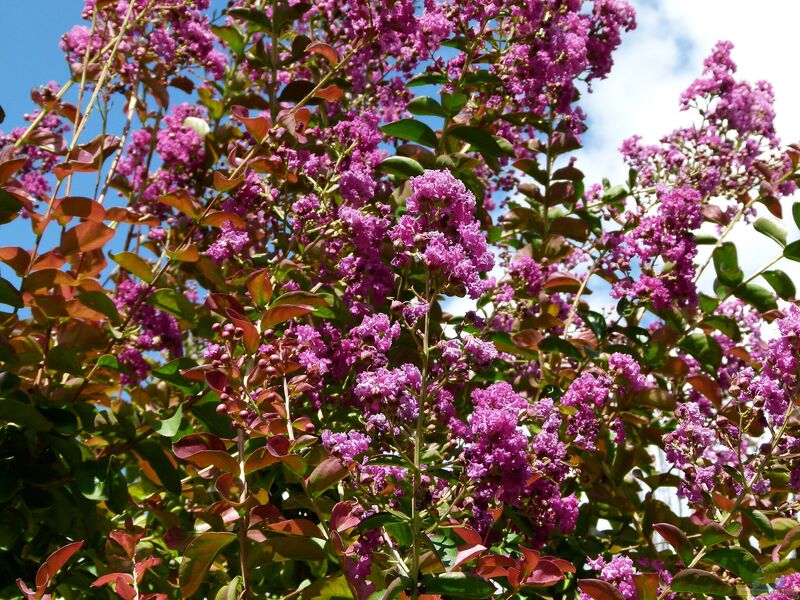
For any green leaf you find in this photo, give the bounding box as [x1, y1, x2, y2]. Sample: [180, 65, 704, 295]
[147, 289, 197, 324]
[704, 547, 761, 585]
[380, 119, 438, 148]
[77, 291, 121, 324]
[227, 7, 271, 30]
[353, 512, 406, 535]
[763, 269, 796, 300]
[0, 398, 52, 432]
[754, 216, 787, 247]
[670, 569, 735, 596]
[699, 523, 734, 547]
[109, 251, 153, 281]
[793, 202, 800, 231]
[734, 283, 778, 313]
[213, 577, 241, 600]
[712, 242, 743, 286]
[441, 92, 468, 117]
[157, 405, 183, 438]
[378, 156, 424, 179]
[578, 309, 607, 340]
[420, 573, 495, 598]
[701, 315, 740, 341]
[152, 358, 202, 393]
[179, 532, 236, 599]
[407, 72, 448, 86]
[538, 336, 583, 361]
[136, 440, 182, 495]
[47, 345, 84, 376]
[0, 277, 22, 309]
[407, 96, 447, 118]
[679, 333, 722, 371]
[0, 189, 23, 215]
[742, 508, 775, 539]
[784, 240, 800, 262]
[447, 125, 510, 158]
[96, 354, 127, 373]
[211, 25, 245, 54]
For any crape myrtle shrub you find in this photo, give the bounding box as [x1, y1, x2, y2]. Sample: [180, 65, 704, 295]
[5, 0, 800, 598]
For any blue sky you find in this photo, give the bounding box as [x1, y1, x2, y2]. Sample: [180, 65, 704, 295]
[1, 2, 79, 132]
[4, 0, 800, 308]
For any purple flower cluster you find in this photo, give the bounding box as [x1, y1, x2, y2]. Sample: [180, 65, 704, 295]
[609, 352, 647, 392]
[760, 573, 800, 599]
[560, 372, 612, 450]
[114, 279, 183, 383]
[622, 42, 794, 200]
[610, 186, 702, 310]
[207, 221, 251, 264]
[662, 402, 720, 502]
[465, 383, 532, 505]
[583, 555, 637, 600]
[322, 429, 372, 464]
[62, 0, 226, 81]
[352, 364, 421, 428]
[489, 0, 636, 132]
[390, 170, 495, 298]
[733, 304, 800, 425]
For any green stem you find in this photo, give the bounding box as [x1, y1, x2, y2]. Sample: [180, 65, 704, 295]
[410, 269, 431, 598]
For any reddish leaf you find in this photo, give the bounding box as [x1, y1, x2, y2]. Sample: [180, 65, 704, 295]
[0, 158, 26, 184]
[52, 197, 106, 224]
[91, 573, 134, 588]
[525, 559, 565, 586]
[653, 523, 692, 563]
[330, 501, 361, 532]
[0, 246, 30, 274]
[452, 543, 487, 569]
[226, 309, 260, 354]
[687, 375, 722, 406]
[260, 304, 316, 328]
[178, 532, 237, 600]
[202, 211, 247, 229]
[173, 433, 238, 474]
[114, 579, 137, 600]
[231, 105, 270, 143]
[306, 41, 339, 64]
[315, 84, 344, 102]
[267, 519, 325, 538]
[215, 473, 246, 504]
[476, 554, 516, 579]
[578, 579, 626, 600]
[35, 540, 85, 593]
[213, 170, 245, 192]
[633, 573, 660, 600]
[60, 221, 115, 255]
[166, 244, 200, 262]
[271, 291, 330, 307]
[204, 370, 228, 392]
[452, 525, 483, 547]
[246, 268, 274, 307]
[306, 456, 348, 496]
[21, 269, 76, 292]
[158, 189, 200, 219]
[109, 531, 142, 558]
[544, 272, 583, 293]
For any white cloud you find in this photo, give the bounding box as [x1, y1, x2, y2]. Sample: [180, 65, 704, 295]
[578, 0, 800, 293]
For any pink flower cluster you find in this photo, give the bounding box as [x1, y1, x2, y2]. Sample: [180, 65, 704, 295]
[390, 169, 495, 298]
